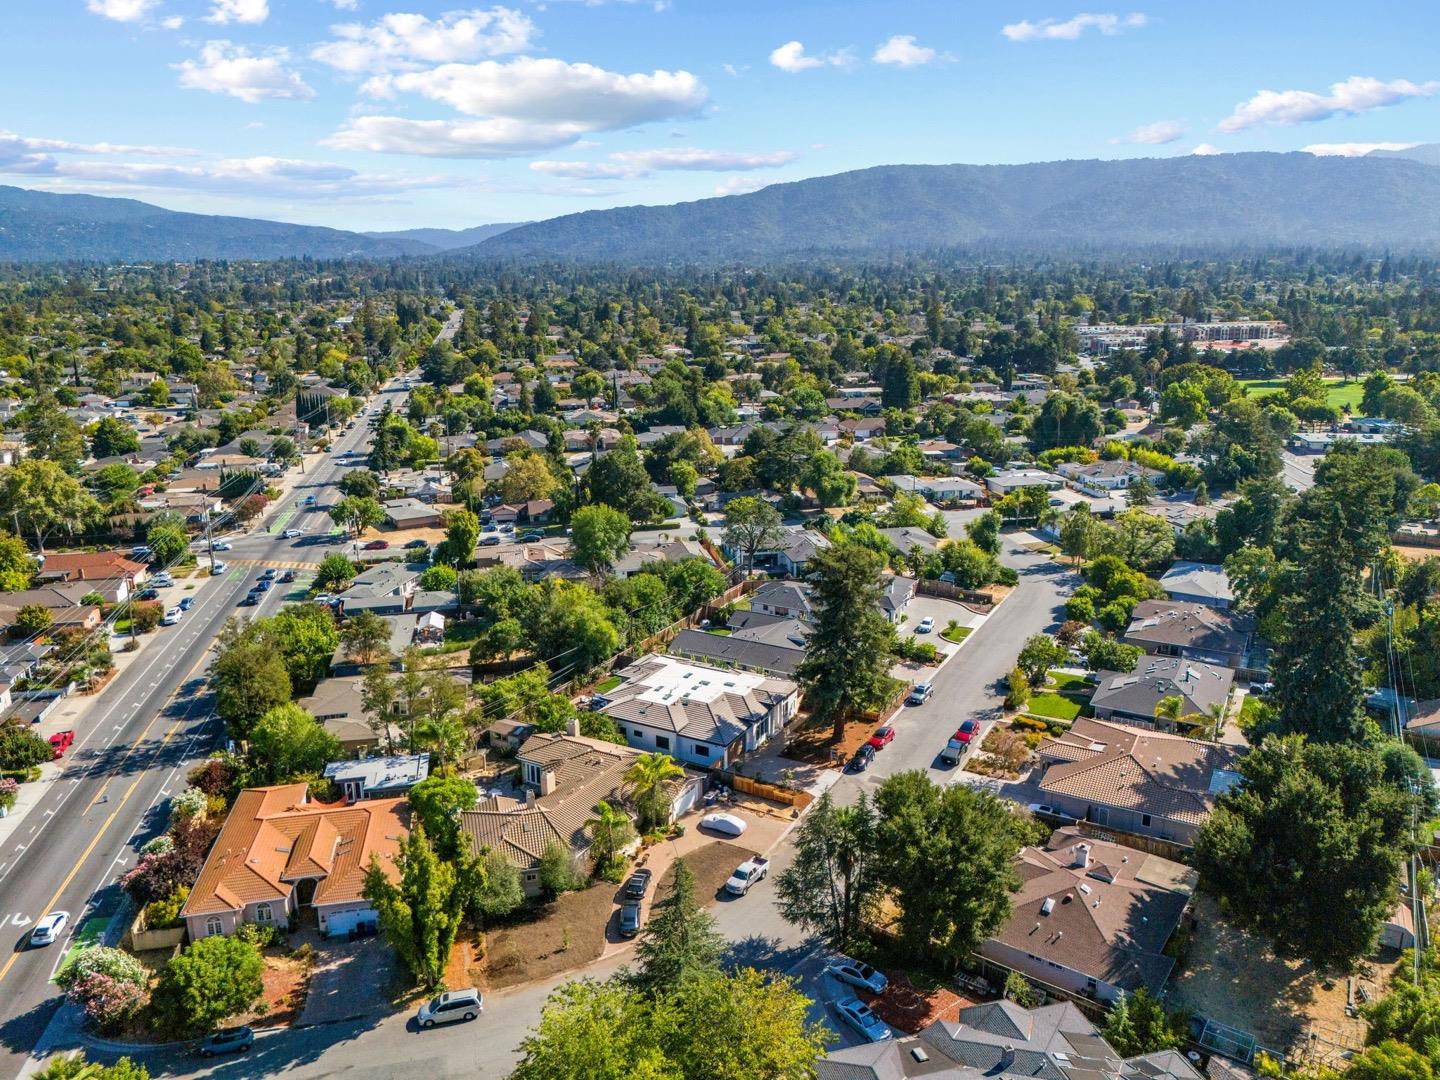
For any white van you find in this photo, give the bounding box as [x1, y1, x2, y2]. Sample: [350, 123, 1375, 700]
[417, 988, 482, 1028]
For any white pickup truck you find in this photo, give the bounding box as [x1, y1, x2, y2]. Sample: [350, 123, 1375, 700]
[725, 857, 770, 896]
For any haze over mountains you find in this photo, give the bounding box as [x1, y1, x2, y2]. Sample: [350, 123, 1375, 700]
[2, 149, 1439, 265]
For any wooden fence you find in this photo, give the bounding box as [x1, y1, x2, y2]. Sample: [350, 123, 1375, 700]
[714, 770, 813, 809]
[1074, 821, 1192, 864]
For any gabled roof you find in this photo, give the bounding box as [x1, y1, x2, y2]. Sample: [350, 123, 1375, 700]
[596, 655, 798, 747]
[1124, 600, 1251, 656]
[1091, 656, 1234, 719]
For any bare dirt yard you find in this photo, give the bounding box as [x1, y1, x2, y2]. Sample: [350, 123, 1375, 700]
[1169, 893, 1396, 1069]
[782, 712, 883, 767]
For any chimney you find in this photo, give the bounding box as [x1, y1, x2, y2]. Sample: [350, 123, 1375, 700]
[566, 717, 581, 738]
[1000, 1046, 1016, 1069]
[524, 789, 535, 807]
[539, 769, 557, 797]
[1073, 842, 1090, 869]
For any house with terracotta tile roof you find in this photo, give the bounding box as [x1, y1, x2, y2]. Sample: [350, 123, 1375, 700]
[1034, 717, 1241, 846]
[978, 828, 1194, 1004]
[35, 550, 147, 601]
[181, 784, 409, 941]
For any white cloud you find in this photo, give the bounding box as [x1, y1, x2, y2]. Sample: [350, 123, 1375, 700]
[0, 131, 195, 158]
[175, 42, 315, 103]
[363, 57, 706, 128]
[872, 35, 940, 67]
[323, 115, 592, 157]
[161, 14, 184, 28]
[1302, 141, 1421, 157]
[329, 0, 359, 8]
[1220, 76, 1440, 133]
[86, 0, 160, 21]
[1190, 143, 1222, 155]
[1110, 120, 1184, 145]
[205, 0, 268, 25]
[769, 41, 854, 73]
[312, 7, 536, 74]
[1002, 12, 1146, 42]
[715, 176, 768, 196]
[530, 146, 795, 179]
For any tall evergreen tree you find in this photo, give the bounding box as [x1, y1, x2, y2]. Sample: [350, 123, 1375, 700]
[629, 858, 725, 996]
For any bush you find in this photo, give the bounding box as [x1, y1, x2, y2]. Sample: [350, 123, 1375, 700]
[0, 776, 17, 812]
[0, 727, 52, 771]
[66, 974, 148, 1035]
[129, 602, 162, 634]
[236, 921, 282, 948]
[187, 757, 237, 798]
[138, 835, 173, 856]
[418, 564, 458, 591]
[143, 886, 189, 930]
[153, 935, 264, 1036]
[1011, 716, 1052, 733]
[169, 786, 209, 824]
[1005, 667, 1031, 710]
[538, 840, 582, 898]
[56, 945, 148, 992]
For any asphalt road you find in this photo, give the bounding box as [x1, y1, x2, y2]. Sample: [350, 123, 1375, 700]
[0, 372, 416, 1080]
[55, 530, 1076, 1079]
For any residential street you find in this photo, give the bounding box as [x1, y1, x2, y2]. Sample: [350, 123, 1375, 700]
[35, 529, 1076, 1079]
[0, 375, 415, 1080]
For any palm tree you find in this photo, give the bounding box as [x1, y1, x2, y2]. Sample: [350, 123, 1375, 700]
[1153, 695, 1185, 730]
[584, 800, 635, 877]
[624, 752, 686, 832]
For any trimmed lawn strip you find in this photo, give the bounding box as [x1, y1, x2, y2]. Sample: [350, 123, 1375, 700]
[940, 626, 972, 643]
[1024, 692, 1086, 722]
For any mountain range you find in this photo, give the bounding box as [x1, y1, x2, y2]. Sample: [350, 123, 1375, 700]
[2, 147, 1440, 265]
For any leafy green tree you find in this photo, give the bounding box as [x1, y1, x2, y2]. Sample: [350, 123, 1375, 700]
[408, 775, 479, 859]
[314, 551, 358, 590]
[796, 544, 897, 741]
[21, 392, 86, 472]
[469, 848, 525, 921]
[330, 495, 384, 538]
[363, 824, 475, 991]
[1016, 633, 1067, 685]
[0, 459, 101, 551]
[583, 436, 660, 521]
[1080, 630, 1142, 673]
[511, 978, 675, 1080]
[269, 603, 340, 687]
[246, 704, 341, 785]
[437, 508, 480, 566]
[91, 416, 141, 458]
[1005, 666, 1031, 709]
[721, 496, 784, 574]
[1193, 736, 1429, 973]
[531, 580, 621, 674]
[538, 839, 582, 898]
[774, 792, 877, 951]
[1033, 391, 1102, 450]
[623, 752, 686, 832]
[34, 1053, 151, 1080]
[630, 858, 725, 996]
[418, 564, 457, 591]
[16, 604, 53, 636]
[871, 771, 1027, 967]
[146, 513, 189, 567]
[1345, 1041, 1434, 1080]
[571, 504, 632, 575]
[1102, 988, 1186, 1057]
[966, 510, 1002, 556]
[340, 609, 392, 665]
[152, 935, 264, 1035]
[212, 624, 293, 738]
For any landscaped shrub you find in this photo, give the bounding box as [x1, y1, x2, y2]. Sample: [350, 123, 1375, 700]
[0, 776, 17, 812]
[143, 886, 189, 930]
[56, 946, 149, 1035]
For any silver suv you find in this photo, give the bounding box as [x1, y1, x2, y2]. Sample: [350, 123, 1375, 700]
[417, 988, 482, 1028]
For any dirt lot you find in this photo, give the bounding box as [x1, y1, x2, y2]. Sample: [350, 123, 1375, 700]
[461, 839, 755, 991]
[864, 972, 975, 1034]
[1169, 893, 1394, 1068]
[782, 711, 888, 767]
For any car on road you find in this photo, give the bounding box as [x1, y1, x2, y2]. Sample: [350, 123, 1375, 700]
[867, 725, 895, 750]
[618, 900, 644, 938]
[624, 869, 653, 899]
[953, 719, 979, 744]
[915, 616, 935, 634]
[280, 569, 296, 583]
[906, 682, 933, 706]
[846, 744, 875, 772]
[239, 593, 258, 606]
[29, 911, 68, 947]
[210, 540, 232, 551]
[178, 596, 194, 611]
[210, 561, 228, 575]
[364, 539, 390, 550]
[478, 536, 502, 547]
[417, 988, 483, 1028]
[832, 997, 892, 1043]
[725, 857, 770, 896]
[130, 545, 151, 560]
[482, 523, 498, 533]
[826, 957, 889, 995]
[254, 579, 270, 593]
[699, 812, 747, 837]
[518, 531, 544, 542]
[405, 538, 429, 549]
[304, 495, 317, 505]
[283, 528, 303, 539]
[259, 568, 276, 580]
[162, 607, 182, 626]
[199, 1026, 254, 1057]
[48, 730, 74, 758]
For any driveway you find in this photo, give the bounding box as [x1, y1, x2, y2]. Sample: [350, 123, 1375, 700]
[299, 936, 399, 1027]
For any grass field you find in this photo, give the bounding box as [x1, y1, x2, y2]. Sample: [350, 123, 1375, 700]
[1238, 377, 1365, 412]
[1025, 692, 1086, 722]
[941, 625, 972, 644]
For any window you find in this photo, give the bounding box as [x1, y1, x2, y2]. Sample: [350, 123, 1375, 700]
[255, 903, 273, 926]
[206, 916, 223, 937]
[1141, 814, 1152, 828]
[655, 736, 670, 751]
[692, 745, 709, 759]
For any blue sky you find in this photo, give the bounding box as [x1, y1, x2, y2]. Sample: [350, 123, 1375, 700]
[4, 0, 1440, 230]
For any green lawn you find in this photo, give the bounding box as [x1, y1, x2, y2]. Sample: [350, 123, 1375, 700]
[594, 675, 622, 694]
[706, 628, 733, 636]
[1238, 377, 1366, 412]
[1025, 692, 1086, 722]
[1046, 671, 1091, 693]
[941, 625, 972, 644]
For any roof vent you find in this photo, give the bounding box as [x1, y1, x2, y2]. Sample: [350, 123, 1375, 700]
[1041, 897, 1055, 916]
[910, 1048, 930, 1063]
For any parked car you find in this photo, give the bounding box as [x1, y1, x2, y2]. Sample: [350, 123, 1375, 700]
[847, 744, 876, 772]
[254, 579, 270, 593]
[178, 596, 194, 611]
[199, 1026, 254, 1057]
[953, 719, 979, 744]
[239, 593, 258, 606]
[478, 536, 502, 547]
[130, 545, 151, 560]
[364, 539, 390, 550]
[699, 812, 747, 837]
[618, 900, 644, 937]
[282, 528, 303, 539]
[518, 531, 544, 542]
[280, 570, 296, 583]
[313, 593, 334, 605]
[725, 857, 770, 897]
[482, 523, 498, 533]
[304, 495, 317, 505]
[1027, 803, 1079, 824]
[624, 869, 653, 899]
[417, 988, 483, 1028]
[832, 997, 892, 1043]
[906, 682, 933, 706]
[210, 561, 228, 575]
[259, 568, 276, 580]
[1251, 681, 1275, 696]
[48, 730, 75, 759]
[915, 616, 935, 634]
[161, 607, 182, 626]
[149, 573, 173, 588]
[866, 725, 895, 750]
[136, 587, 160, 601]
[29, 911, 68, 947]
[826, 957, 889, 994]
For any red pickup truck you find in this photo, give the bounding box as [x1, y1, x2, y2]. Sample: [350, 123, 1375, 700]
[49, 730, 75, 759]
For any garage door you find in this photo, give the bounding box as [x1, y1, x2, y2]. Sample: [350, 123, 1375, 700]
[324, 908, 371, 938]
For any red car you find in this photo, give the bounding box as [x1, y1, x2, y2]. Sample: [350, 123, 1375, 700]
[866, 725, 896, 750]
[953, 720, 979, 745]
[363, 539, 390, 550]
[49, 730, 75, 759]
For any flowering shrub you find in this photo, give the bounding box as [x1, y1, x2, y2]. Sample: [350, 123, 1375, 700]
[0, 776, 18, 812]
[66, 973, 148, 1034]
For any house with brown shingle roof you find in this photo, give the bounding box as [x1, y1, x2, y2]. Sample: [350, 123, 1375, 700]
[181, 784, 409, 941]
[1034, 717, 1241, 846]
[459, 727, 703, 896]
[1123, 599, 1255, 670]
[979, 827, 1194, 1005]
